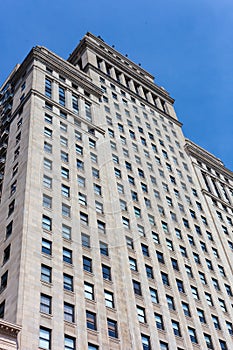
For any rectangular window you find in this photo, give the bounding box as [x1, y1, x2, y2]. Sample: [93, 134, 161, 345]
[39, 327, 51, 350]
[64, 302, 75, 323]
[102, 264, 111, 281]
[63, 273, 73, 291]
[84, 282, 94, 300]
[42, 238, 52, 255]
[45, 78, 52, 98]
[59, 86, 65, 106]
[107, 319, 118, 338]
[104, 290, 114, 308]
[64, 335, 76, 350]
[86, 311, 97, 330]
[41, 265, 52, 283]
[63, 248, 72, 264]
[40, 294, 51, 314]
[72, 95, 79, 114]
[83, 256, 92, 273]
[62, 224, 71, 240]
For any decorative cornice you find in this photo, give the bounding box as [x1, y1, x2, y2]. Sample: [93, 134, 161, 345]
[184, 139, 233, 178]
[202, 189, 233, 209]
[8, 47, 102, 98]
[68, 33, 175, 104]
[0, 320, 21, 338]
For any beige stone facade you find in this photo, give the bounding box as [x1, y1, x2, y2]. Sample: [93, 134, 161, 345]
[0, 33, 233, 350]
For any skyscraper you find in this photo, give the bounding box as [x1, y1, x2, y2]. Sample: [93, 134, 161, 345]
[0, 32, 232, 350]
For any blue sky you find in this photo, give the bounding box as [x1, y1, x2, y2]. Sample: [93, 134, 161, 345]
[1, 0, 233, 170]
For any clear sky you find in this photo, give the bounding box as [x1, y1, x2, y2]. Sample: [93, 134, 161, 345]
[1, 0, 233, 170]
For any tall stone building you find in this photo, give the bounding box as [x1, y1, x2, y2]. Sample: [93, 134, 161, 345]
[0, 32, 233, 350]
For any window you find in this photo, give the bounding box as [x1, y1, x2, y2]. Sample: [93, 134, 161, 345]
[44, 142, 52, 154]
[59, 86, 65, 106]
[225, 284, 233, 296]
[83, 256, 92, 273]
[179, 246, 187, 258]
[63, 274, 73, 291]
[205, 292, 213, 306]
[80, 212, 88, 226]
[212, 314, 221, 330]
[219, 298, 227, 312]
[182, 302, 191, 317]
[61, 151, 69, 162]
[185, 265, 193, 278]
[141, 334, 151, 350]
[129, 257, 137, 271]
[78, 193, 87, 207]
[145, 265, 154, 279]
[63, 248, 72, 264]
[161, 221, 168, 233]
[172, 320, 181, 337]
[64, 302, 75, 323]
[152, 232, 160, 244]
[204, 334, 213, 349]
[42, 239, 52, 255]
[218, 265, 226, 277]
[156, 251, 164, 263]
[64, 335, 76, 350]
[102, 265, 111, 280]
[43, 175, 52, 189]
[41, 265, 51, 283]
[212, 278, 220, 291]
[92, 168, 99, 179]
[226, 321, 233, 335]
[191, 286, 199, 300]
[76, 159, 84, 170]
[104, 290, 114, 308]
[94, 184, 101, 195]
[40, 294, 51, 314]
[176, 279, 184, 293]
[165, 294, 175, 310]
[3, 245, 11, 265]
[42, 215, 52, 231]
[160, 341, 169, 350]
[172, 258, 179, 271]
[197, 308, 206, 323]
[79, 233, 89, 249]
[133, 280, 142, 295]
[219, 340, 228, 350]
[155, 313, 164, 329]
[88, 344, 99, 350]
[44, 127, 52, 138]
[107, 319, 118, 338]
[122, 217, 130, 229]
[188, 327, 198, 343]
[0, 301, 5, 318]
[72, 95, 79, 114]
[86, 310, 97, 330]
[62, 203, 70, 217]
[193, 252, 200, 264]
[142, 244, 149, 257]
[150, 288, 158, 303]
[137, 306, 146, 323]
[77, 176, 85, 188]
[199, 272, 207, 284]
[39, 327, 51, 349]
[161, 272, 169, 286]
[61, 184, 70, 198]
[0, 271, 8, 291]
[61, 167, 69, 179]
[126, 236, 134, 249]
[99, 241, 108, 256]
[45, 78, 52, 98]
[61, 225, 71, 241]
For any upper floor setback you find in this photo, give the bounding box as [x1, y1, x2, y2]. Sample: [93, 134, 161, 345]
[68, 32, 175, 109]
